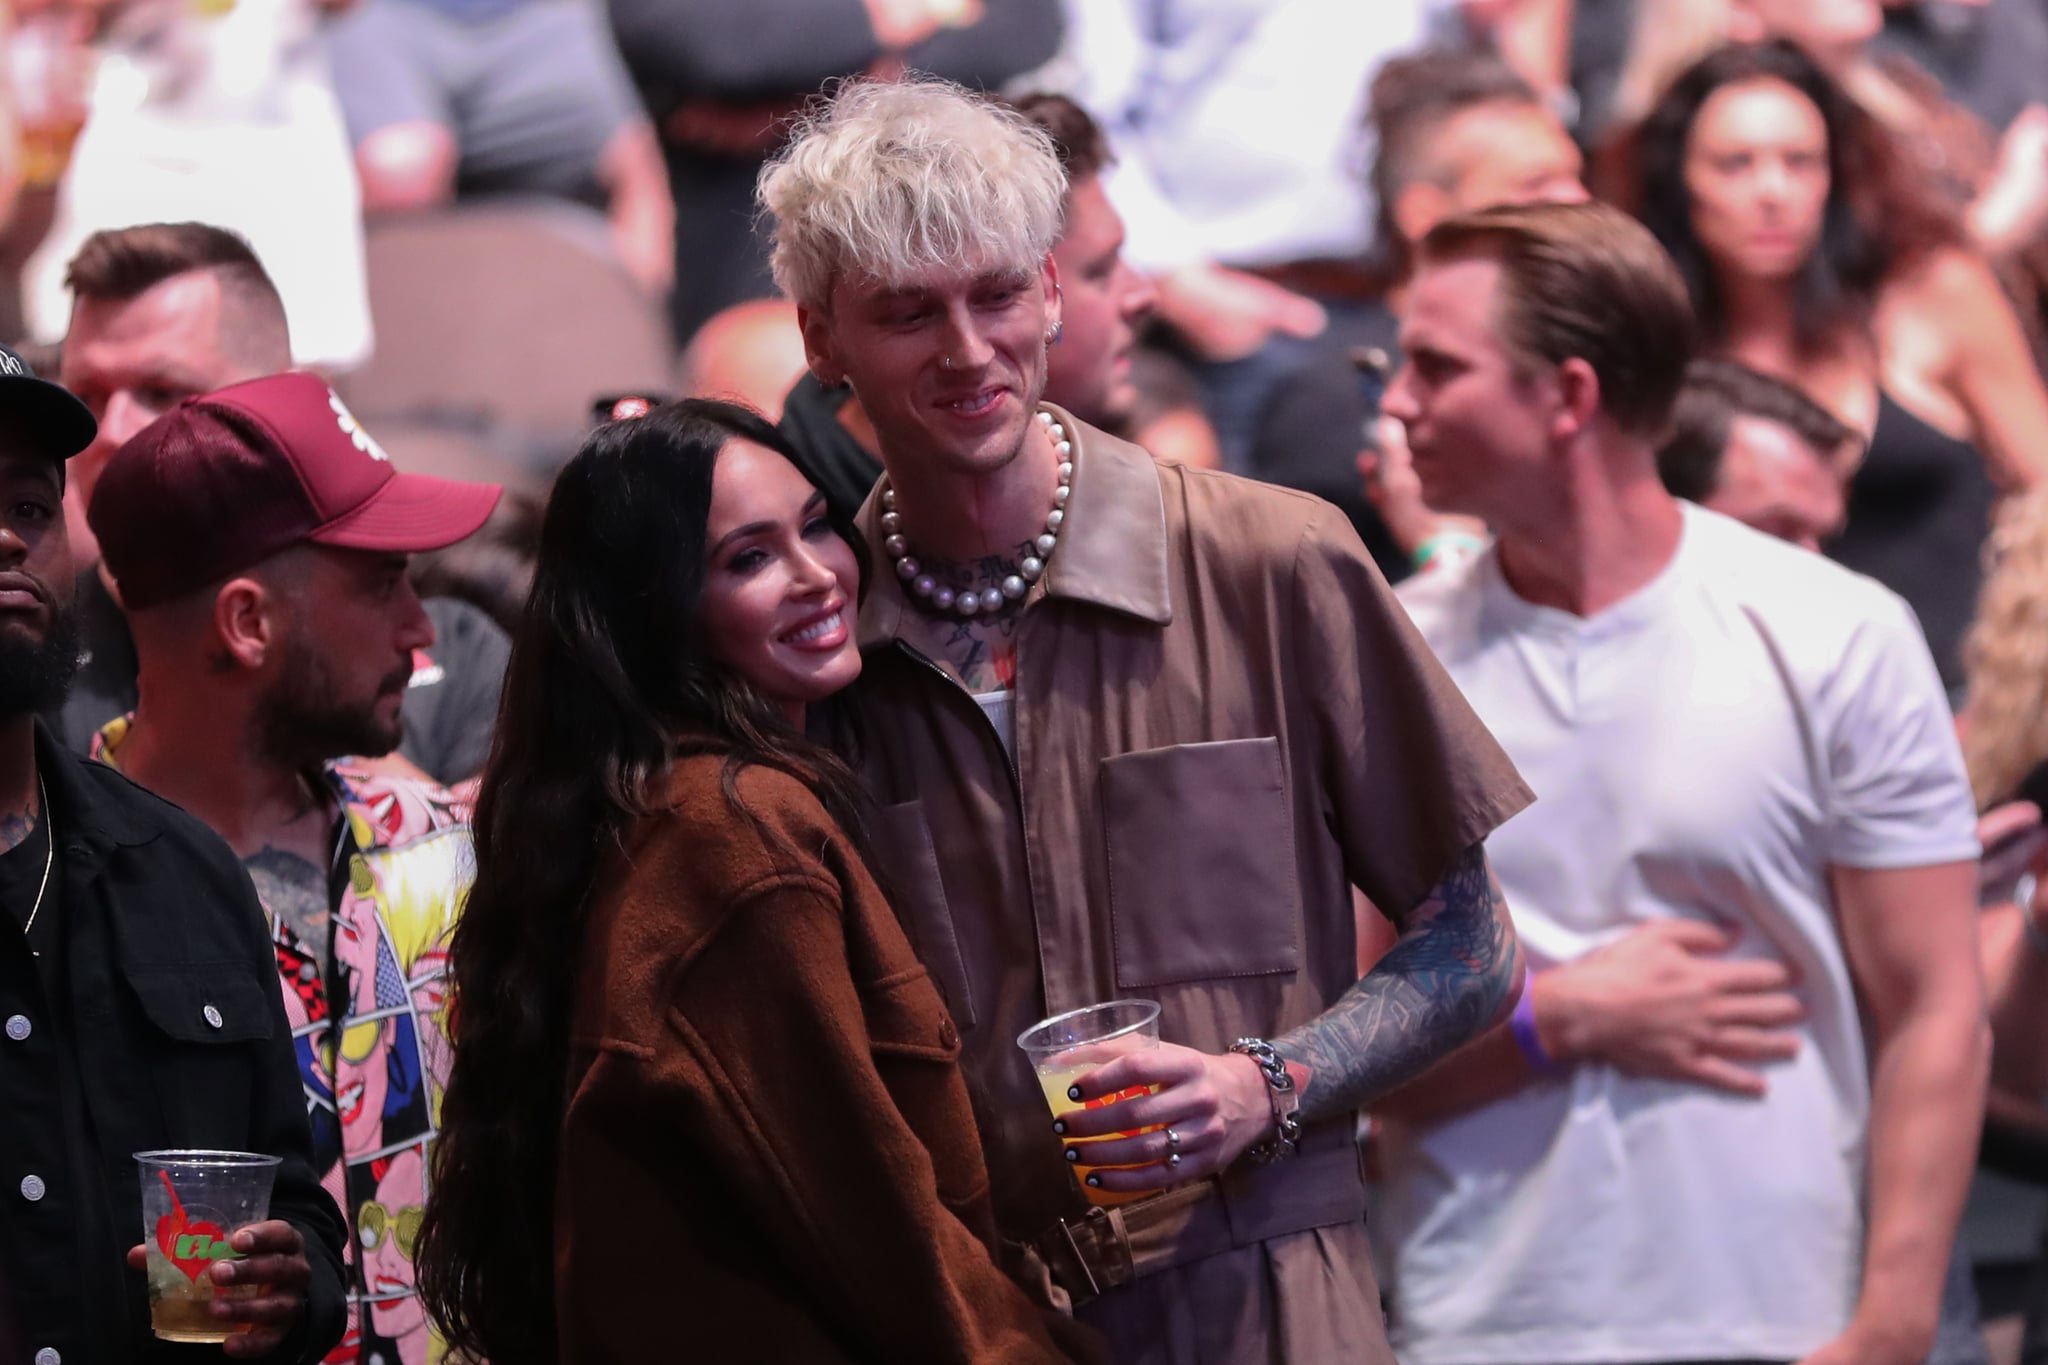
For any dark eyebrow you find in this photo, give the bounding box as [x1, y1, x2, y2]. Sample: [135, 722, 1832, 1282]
[0, 456, 61, 495]
[712, 493, 826, 556]
[712, 520, 776, 556]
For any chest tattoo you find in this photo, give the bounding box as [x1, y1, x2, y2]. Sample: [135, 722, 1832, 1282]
[925, 538, 1036, 693]
[0, 806, 36, 855]
[244, 846, 331, 961]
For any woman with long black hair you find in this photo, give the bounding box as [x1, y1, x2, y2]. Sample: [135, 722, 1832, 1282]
[1631, 38, 2048, 692]
[412, 399, 1092, 1364]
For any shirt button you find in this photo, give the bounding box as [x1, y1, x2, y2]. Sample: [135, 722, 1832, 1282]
[34, 1348, 58, 1365]
[20, 1174, 45, 1201]
[5, 1014, 29, 1041]
[202, 1005, 223, 1029]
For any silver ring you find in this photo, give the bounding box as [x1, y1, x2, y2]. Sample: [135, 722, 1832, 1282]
[1166, 1152, 1181, 1169]
[1165, 1127, 1180, 1148]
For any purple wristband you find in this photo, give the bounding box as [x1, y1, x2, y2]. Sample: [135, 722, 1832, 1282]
[1509, 989, 1559, 1074]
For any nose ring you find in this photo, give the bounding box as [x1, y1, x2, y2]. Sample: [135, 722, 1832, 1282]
[942, 355, 955, 371]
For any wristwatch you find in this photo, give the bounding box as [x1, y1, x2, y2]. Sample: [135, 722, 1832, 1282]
[1229, 1038, 1302, 1163]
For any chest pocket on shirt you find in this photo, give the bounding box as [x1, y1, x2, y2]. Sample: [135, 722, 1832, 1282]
[126, 964, 275, 1145]
[860, 966, 985, 1207]
[1100, 737, 1302, 988]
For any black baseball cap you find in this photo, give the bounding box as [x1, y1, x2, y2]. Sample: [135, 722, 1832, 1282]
[0, 342, 96, 469]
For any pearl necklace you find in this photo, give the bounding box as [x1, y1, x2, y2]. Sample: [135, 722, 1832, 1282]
[882, 409, 1073, 620]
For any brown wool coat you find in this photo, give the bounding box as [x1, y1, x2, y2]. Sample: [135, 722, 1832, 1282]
[554, 755, 1100, 1364]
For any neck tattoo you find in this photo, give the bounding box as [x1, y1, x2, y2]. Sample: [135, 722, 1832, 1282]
[883, 409, 1075, 621]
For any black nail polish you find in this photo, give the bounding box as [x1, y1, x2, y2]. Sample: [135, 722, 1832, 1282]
[1067, 1084, 1083, 1101]
[1085, 1174, 1101, 1188]
[1051, 1120, 1066, 1135]
[1064, 1147, 1079, 1162]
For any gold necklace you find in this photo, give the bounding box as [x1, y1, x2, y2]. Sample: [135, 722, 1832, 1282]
[21, 776, 52, 956]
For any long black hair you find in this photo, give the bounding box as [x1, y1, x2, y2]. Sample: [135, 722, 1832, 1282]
[1635, 38, 1957, 355]
[413, 398, 872, 1364]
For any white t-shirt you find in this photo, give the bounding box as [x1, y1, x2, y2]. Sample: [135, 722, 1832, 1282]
[1380, 504, 1979, 1365]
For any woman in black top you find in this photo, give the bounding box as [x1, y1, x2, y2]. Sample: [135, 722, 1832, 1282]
[1634, 39, 2048, 689]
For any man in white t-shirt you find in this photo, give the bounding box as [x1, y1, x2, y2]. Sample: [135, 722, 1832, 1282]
[1374, 200, 1989, 1365]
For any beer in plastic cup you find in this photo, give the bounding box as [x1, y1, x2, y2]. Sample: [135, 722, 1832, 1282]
[1017, 998, 1163, 1207]
[7, 15, 94, 189]
[134, 1150, 280, 1342]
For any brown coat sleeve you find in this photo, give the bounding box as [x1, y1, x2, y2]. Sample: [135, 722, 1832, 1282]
[1291, 503, 1535, 920]
[560, 841, 1085, 1364]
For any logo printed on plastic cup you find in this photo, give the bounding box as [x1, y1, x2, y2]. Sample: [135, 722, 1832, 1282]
[156, 1210, 238, 1283]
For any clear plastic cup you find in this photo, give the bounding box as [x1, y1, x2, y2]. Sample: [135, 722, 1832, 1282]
[134, 1150, 279, 1343]
[1017, 998, 1162, 1206]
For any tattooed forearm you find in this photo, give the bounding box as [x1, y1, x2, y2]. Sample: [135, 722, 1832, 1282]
[1274, 844, 1520, 1123]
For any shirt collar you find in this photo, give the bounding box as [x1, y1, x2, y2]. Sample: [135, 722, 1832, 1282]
[37, 719, 157, 852]
[855, 404, 1174, 651]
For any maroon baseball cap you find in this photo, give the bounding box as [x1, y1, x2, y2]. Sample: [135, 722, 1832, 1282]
[88, 372, 502, 610]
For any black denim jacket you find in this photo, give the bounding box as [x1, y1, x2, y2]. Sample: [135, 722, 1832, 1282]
[0, 724, 347, 1364]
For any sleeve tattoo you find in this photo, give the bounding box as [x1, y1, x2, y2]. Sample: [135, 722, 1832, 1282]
[1274, 843, 1519, 1123]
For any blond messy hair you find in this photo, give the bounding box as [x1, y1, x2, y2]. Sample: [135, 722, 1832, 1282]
[1961, 489, 2048, 808]
[757, 77, 1067, 311]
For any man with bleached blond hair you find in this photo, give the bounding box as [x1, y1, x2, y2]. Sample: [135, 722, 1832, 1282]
[759, 77, 1535, 1362]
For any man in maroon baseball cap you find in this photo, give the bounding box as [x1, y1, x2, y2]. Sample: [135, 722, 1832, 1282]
[90, 370, 501, 610]
[83, 371, 497, 1365]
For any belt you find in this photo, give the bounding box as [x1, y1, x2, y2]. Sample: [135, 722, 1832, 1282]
[1028, 1123, 1366, 1307]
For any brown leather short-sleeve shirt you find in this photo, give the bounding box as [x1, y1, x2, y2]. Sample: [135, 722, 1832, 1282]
[848, 412, 1532, 1350]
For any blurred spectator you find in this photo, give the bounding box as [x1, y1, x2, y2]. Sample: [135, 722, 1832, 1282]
[408, 483, 543, 635]
[774, 90, 1196, 520]
[1872, 0, 2048, 136]
[1059, 0, 1438, 466]
[1250, 48, 1584, 581]
[1963, 493, 2048, 813]
[1635, 39, 2048, 692]
[1593, 0, 2048, 347]
[50, 220, 513, 784]
[1657, 356, 1855, 551]
[604, 0, 1064, 343]
[58, 219, 287, 562]
[1956, 490, 2048, 1365]
[323, 0, 675, 293]
[1120, 347, 1222, 471]
[674, 296, 808, 420]
[15, 0, 372, 369]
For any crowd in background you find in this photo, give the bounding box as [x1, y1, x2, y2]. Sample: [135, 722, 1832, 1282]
[8, 1, 2048, 1363]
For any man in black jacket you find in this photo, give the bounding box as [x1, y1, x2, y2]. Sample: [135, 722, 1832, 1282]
[0, 342, 346, 1363]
